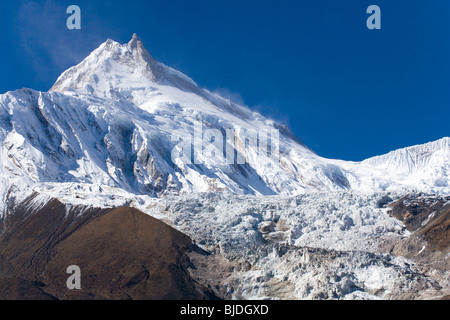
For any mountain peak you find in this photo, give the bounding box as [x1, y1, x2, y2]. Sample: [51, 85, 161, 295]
[129, 33, 143, 47]
[50, 34, 198, 98]
[127, 33, 157, 66]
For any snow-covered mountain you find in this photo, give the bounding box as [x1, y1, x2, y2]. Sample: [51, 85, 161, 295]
[0, 34, 448, 216]
[362, 137, 450, 192]
[0, 34, 449, 300]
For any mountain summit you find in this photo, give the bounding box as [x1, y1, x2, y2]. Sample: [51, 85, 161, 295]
[50, 34, 199, 98]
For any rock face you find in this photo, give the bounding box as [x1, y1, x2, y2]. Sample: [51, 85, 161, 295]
[389, 194, 450, 273]
[0, 196, 216, 300]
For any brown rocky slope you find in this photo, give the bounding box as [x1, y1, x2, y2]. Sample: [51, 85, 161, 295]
[0, 195, 217, 300]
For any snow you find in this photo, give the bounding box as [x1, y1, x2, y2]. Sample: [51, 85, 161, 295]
[145, 191, 407, 255]
[141, 191, 439, 299]
[0, 34, 448, 299]
[0, 36, 447, 215]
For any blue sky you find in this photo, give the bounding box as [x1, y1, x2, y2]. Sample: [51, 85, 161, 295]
[0, 0, 449, 161]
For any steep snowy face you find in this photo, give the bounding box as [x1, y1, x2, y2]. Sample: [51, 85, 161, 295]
[50, 34, 200, 98]
[363, 137, 450, 174]
[361, 137, 450, 193]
